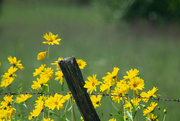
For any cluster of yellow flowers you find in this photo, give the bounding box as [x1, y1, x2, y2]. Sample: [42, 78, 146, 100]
[0, 56, 24, 88]
[83, 67, 166, 121]
[0, 32, 166, 121]
[0, 32, 87, 120]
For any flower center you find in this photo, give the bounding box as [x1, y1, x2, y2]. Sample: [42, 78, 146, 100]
[55, 101, 58, 105]
[133, 83, 137, 88]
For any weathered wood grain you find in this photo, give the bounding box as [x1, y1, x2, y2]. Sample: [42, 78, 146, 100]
[58, 56, 100, 121]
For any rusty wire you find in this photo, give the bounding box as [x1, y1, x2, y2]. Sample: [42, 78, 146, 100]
[0, 92, 179, 102]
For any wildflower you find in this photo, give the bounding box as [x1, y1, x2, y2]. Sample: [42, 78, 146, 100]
[0, 77, 14, 88]
[38, 74, 49, 85]
[2, 66, 18, 79]
[0, 62, 1, 66]
[29, 108, 42, 119]
[128, 77, 144, 95]
[63, 93, 72, 101]
[51, 57, 63, 70]
[43, 32, 61, 45]
[109, 118, 116, 121]
[31, 81, 41, 91]
[16, 94, 32, 103]
[100, 67, 120, 94]
[8, 56, 24, 70]
[84, 74, 102, 94]
[55, 71, 64, 85]
[140, 87, 160, 103]
[1, 66, 17, 87]
[43, 118, 54, 121]
[164, 109, 167, 114]
[3, 107, 16, 120]
[41, 67, 53, 79]
[29, 96, 46, 119]
[90, 95, 102, 109]
[0, 95, 14, 109]
[111, 87, 125, 103]
[123, 68, 139, 80]
[100, 80, 112, 94]
[31, 75, 49, 91]
[45, 93, 65, 110]
[143, 102, 158, 116]
[76, 59, 87, 69]
[33, 64, 46, 77]
[116, 80, 129, 94]
[37, 51, 47, 60]
[124, 98, 141, 111]
[80, 116, 84, 121]
[146, 113, 158, 121]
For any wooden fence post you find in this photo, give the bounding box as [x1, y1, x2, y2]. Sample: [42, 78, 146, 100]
[58, 56, 100, 121]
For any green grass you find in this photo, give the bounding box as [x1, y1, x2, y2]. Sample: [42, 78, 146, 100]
[0, 1, 180, 120]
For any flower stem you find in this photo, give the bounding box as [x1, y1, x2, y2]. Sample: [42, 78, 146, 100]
[163, 114, 166, 121]
[47, 45, 50, 66]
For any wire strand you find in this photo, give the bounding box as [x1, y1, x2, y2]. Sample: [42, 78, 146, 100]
[0, 92, 179, 102]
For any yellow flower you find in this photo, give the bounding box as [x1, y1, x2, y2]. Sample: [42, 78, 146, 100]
[4, 107, 16, 120]
[45, 93, 65, 110]
[2, 66, 18, 79]
[128, 77, 144, 95]
[90, 95, 102, 109]
[31, 81, 41, 91]
[51, 57, 63, 70]
[0, 95, 14, 109]
[29, 96, 46, 119]
[41, 67, 53, 79]
[42, 118, 54, 121]
[38, 74, 49, 85]
[146, 113, 158, 121]
[164, 109, 167, 114]
[143, 102, 158, 116]
[111, 87, 125, 103]
[29, 108, 42, 119]
[76, 59, 87, 69]
[84, 74, 102, 94]
[8, 56, 24, 70]
[16, 94, 32, 103]
[124, 98, 141, 111]
[1, 66, 17, 87]
[123, 68, 139, 80]
[55, 70, 64, 85]
[80, 116, 84, 121]
[31, 75, 49, 91]
[116, 80, 129, 94]
[33, 64, 46, 77]
[100, 67, 120, 94]
[0, 77, 14, 88]
[100, 81, 111, 94]
[37, 51, 47, 60]
[140, 87, 160, 103]
[0, 62, 1, 66]
[109, 118, 116, 121]
[43, 32, 61, 45]
[63, 93, 72, 101]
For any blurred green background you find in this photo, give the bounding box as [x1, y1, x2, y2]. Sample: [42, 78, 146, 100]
[0, 0, 180, 120]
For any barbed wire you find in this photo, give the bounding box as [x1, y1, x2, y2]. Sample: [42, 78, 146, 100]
[0, 92, 179, 102]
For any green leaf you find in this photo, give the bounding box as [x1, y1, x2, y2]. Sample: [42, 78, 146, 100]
[46, 108, 60, 117]
[62, 106, 72, 117]
[126, 111, 133, 120]
[110, 113, 124, 121]
[22, 102, 27, 108]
